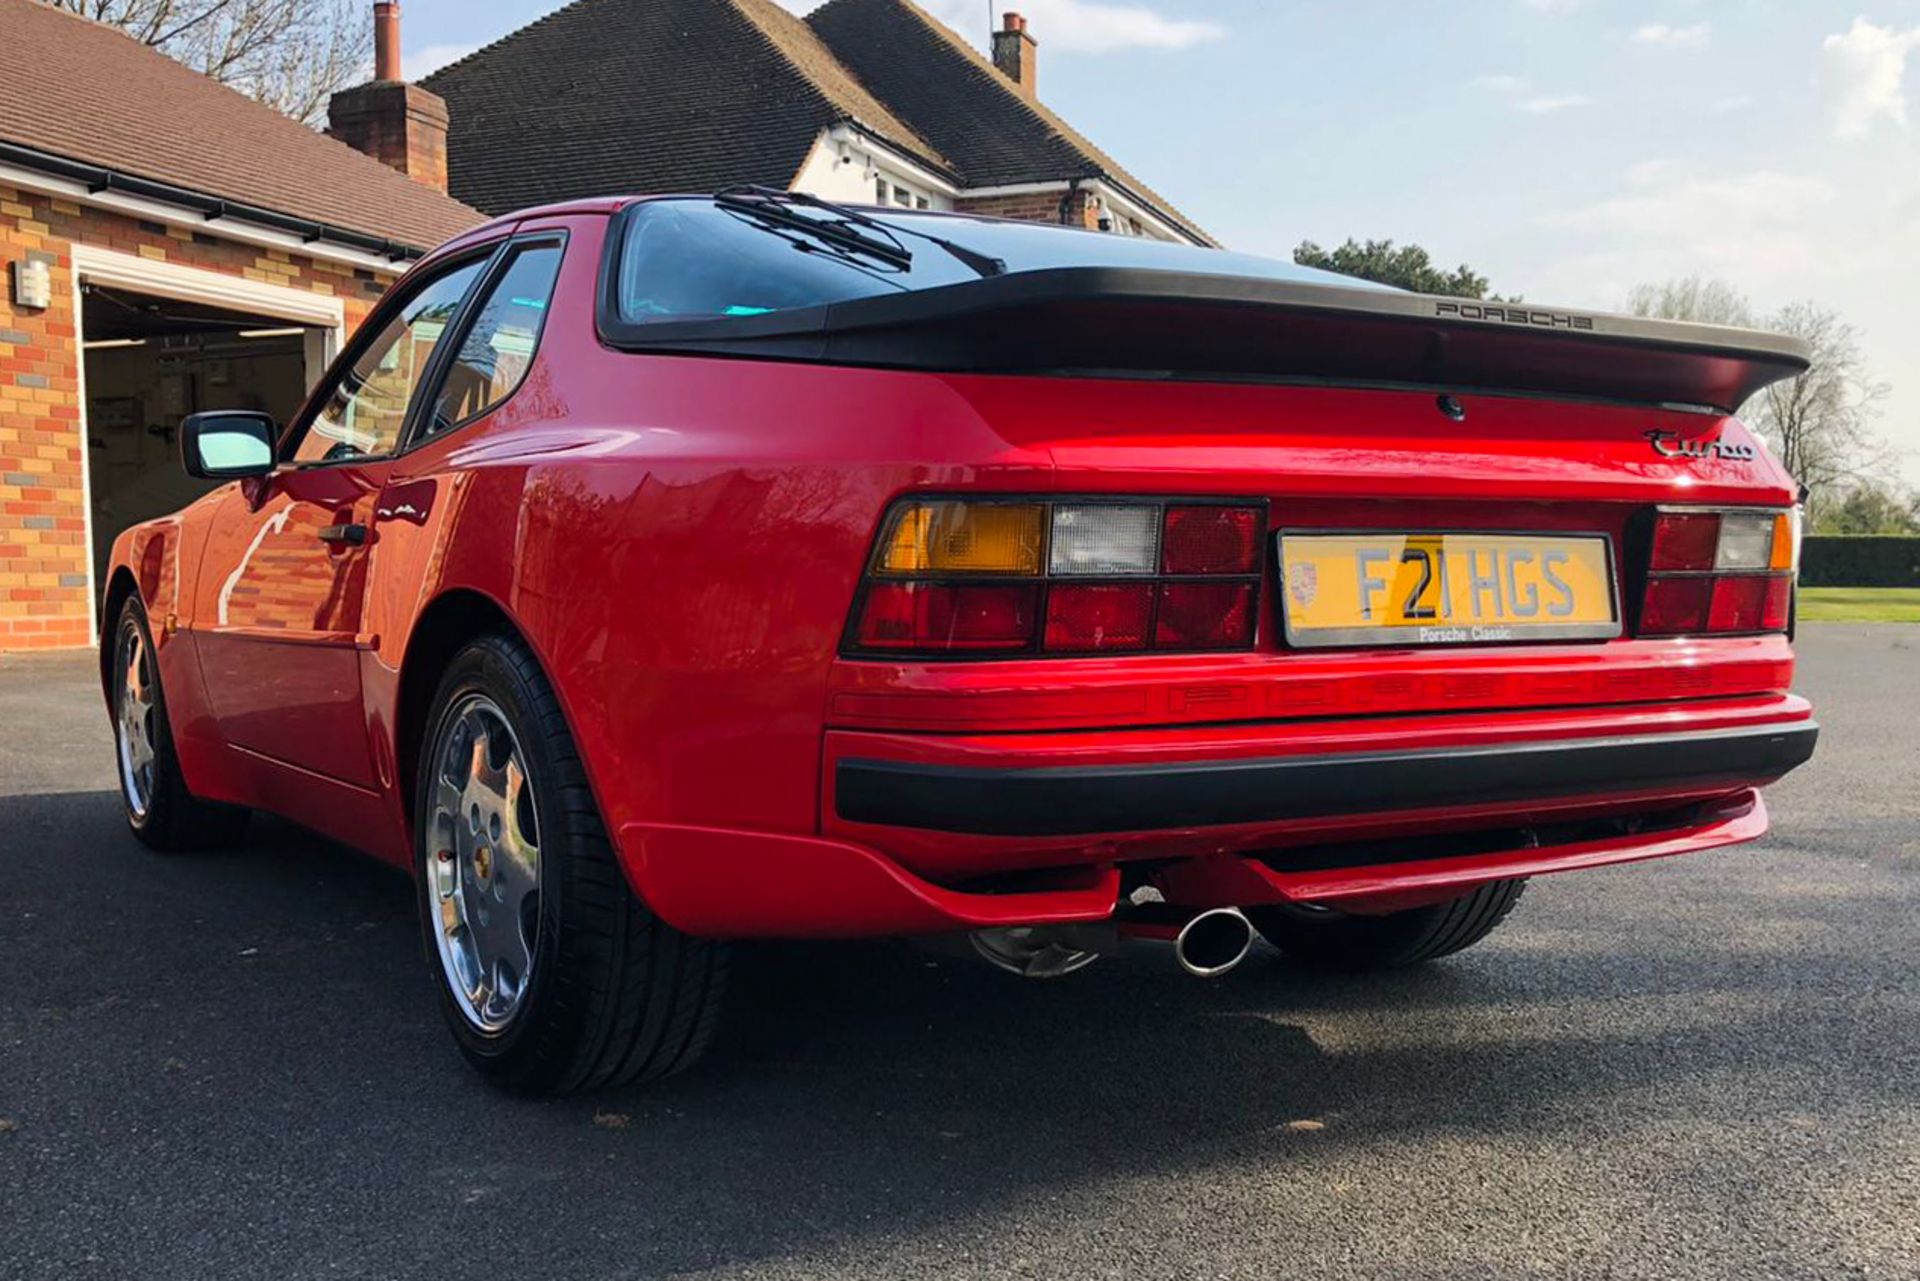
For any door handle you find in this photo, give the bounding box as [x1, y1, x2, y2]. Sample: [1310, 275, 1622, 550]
[317, 523, 368, 547]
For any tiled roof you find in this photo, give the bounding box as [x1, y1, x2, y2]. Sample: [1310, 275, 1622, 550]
[0, 0, 483, 252]
[424, 0, 948, 215]
[806, 0, 1211, 244]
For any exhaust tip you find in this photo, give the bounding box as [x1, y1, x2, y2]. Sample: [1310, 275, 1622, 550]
[1174, 907, 1253, 978]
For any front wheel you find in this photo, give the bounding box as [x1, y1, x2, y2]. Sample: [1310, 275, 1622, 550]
[1245, 879, 1527, 970]
[111, 598, 249, 851]
[416, 634, 728, 1095]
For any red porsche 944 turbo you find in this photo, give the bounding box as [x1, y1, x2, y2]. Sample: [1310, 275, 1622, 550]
[102, 191, 1818, 1094]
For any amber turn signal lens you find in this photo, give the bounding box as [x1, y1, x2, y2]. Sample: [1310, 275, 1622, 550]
[1769, 511, 1796, 572]
[875, 501, 1045, 576]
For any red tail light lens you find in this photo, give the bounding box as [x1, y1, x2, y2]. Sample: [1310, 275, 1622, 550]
[1162, 506, 1261, 574]
[1640, 576, 1711, 635]
[1156, 582, 1256, 649]
[1639, 508, 1797, 637]
[1649, 512, 1720, 571]
[856, 582, 1038, 652]
[1045, 583, 1154, 651]
[848, 499, 1266, 657]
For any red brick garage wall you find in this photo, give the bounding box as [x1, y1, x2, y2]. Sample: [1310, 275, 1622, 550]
[0, 184, 394, 651]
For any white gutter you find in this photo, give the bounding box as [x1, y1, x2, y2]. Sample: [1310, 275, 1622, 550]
[0, 160, 410, 275]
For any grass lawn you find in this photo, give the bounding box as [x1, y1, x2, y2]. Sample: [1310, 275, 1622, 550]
[1798, 587, 1920, 623]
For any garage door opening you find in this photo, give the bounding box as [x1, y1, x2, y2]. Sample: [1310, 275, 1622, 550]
[80, 284, 322, 588]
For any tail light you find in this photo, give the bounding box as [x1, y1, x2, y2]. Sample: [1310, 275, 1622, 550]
[847, 498, 1265, 657]
[1638, 507, 1797, 637]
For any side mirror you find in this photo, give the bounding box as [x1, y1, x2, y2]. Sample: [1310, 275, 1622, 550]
[181, 411, 277, 480]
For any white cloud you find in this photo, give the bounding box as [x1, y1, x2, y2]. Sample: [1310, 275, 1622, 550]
[1521, 94, 1593, 114]
[775, 0, 1222, 52]
[1469, 73, 1530, 93]
[404, 42, 480, 79]
[1546, 167, 1836, 283]
[1819, 18, 1920, 138]
[1632, 23, 1710, 49]
[1470, 75, 1592, 114]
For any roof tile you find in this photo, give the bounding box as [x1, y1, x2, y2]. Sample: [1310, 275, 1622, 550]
[806, 0, 1211, 243]
[425, 0, 944, 215]
[0, 0, 483, 251]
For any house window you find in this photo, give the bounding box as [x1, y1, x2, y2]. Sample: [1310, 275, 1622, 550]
[875, 178, 890, 205]
[916, 196, 931, 210]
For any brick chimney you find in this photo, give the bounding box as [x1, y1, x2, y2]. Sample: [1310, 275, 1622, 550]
[328, 2, 451, 193]
[992, 12, 1038, 100]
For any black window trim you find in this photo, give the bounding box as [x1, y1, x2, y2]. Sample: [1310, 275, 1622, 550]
[278, 239, 506, 471]
[394, 229, 571, 457]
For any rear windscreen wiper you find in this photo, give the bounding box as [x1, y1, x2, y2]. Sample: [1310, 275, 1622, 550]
[715, 186, 1007, 279]
[715, 187, 915, 272]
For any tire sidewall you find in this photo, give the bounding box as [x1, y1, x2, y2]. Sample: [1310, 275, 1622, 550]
[414, 638, 576, 1078]
[113, 598, 170, 839]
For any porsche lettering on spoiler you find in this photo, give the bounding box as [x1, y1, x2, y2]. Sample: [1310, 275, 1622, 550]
[1433, 301, 1597, 331]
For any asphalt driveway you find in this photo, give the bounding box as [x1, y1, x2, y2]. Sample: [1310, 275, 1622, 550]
[1, 626, 1915, 1279]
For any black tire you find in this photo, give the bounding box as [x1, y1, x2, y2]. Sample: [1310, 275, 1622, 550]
[109, 597, 250, 852]
[415, 633, 728, 1096]
[1246, 879, 1526, 970]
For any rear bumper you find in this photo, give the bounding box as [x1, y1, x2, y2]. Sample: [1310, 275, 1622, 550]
[835, 721, 1818, 837]
[612, 694, 1814, 939]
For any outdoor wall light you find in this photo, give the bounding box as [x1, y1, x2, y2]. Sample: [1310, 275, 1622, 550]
[10, 258, 52, 311]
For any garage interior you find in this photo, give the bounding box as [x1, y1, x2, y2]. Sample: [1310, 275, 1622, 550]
[80, 284, 320, 586]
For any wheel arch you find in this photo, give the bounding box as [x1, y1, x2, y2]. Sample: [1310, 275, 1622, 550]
[394, 588, 523, 823]
[392, 587, 597, 843]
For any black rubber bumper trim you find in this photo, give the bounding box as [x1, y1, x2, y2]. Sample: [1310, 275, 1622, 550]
[834, 722, 1819, 837]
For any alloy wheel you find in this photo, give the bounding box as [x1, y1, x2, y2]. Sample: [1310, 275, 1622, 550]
[427, 694, 543, 1033]
[114, 622, 157, 821]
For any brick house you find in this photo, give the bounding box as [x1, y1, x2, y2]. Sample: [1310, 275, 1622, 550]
[0, 0, 480, 651]
[422, 0, 1213, 245]
[0, 0, 1206, 653]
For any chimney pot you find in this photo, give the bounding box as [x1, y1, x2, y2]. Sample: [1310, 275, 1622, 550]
[992, 11, 1038, 100]
[374, 1, 402, 82]
[329, 4, 449, 196]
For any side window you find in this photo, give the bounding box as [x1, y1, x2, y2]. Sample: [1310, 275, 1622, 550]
[423, 243, 564, 437]
[292, 257, 488, 465]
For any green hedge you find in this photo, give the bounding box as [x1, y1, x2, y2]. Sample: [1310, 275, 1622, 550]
[1800, 536, 1920, 588]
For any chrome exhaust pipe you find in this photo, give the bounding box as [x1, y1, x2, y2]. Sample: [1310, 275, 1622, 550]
[1173, 907, 1253, 978]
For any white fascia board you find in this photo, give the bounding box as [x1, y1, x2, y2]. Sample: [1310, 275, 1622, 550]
[0, 161, 407, 274]
[70, 243, 346, 332]
[955, 180, 1073, 199]
[1084, 179, 1201, 245]
[822, 124, 961, 197]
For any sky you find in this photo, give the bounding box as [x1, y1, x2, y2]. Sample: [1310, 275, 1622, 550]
[396, 0, 1920, 484]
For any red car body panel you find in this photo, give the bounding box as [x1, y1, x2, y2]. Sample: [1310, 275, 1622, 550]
[103, 202, 1816, 939]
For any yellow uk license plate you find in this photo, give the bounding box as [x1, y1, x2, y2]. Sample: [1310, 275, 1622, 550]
[1279, 532, 1619, 648]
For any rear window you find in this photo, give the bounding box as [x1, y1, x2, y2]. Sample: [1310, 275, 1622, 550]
[612, 198, 1380, 325]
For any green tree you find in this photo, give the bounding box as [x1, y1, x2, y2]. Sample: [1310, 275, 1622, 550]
[1810, 483, 1920, 535]
[1293, 239, 1495, 298]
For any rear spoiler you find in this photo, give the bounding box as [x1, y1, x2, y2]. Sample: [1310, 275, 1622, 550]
[597, 265, 1812, 414]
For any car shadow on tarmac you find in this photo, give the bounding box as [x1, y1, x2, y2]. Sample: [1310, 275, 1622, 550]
[2, 786, 1900, 1277]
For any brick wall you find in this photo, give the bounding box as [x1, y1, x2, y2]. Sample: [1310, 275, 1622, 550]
[0, 183, 394, 651]
[955, 188, 1102, 229]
